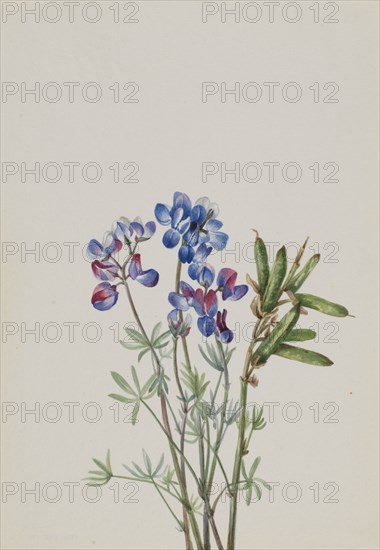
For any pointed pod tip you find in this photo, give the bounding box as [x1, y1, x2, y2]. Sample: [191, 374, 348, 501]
[251, 228, 259, 239]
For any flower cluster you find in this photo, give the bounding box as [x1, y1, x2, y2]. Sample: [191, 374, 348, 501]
[87, 217, 159, 311]
[155, 193, 228, 280]
[168, 268, 248, 343]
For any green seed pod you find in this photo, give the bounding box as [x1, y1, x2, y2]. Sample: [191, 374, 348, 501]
[285, 328, 316, 342]
[295, 293, 349, 317]
[261, 246, 287, 312]
[274, 344, 333, 366]
[254, 235, 269, 297]
[286, 254, 320, 292]
[253, 304, 300, 364]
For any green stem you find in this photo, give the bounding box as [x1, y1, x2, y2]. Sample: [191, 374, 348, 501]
[122, 281, 203, 550]
[227, 321, 261, 550]
[152, 478, 184, 530]
[173, 337, 192, 550]
[112, 475, 182, 503]
[207, 338, 230, 491]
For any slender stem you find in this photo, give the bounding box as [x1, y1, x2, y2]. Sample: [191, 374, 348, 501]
[207, 339, 230, 491]
[112, 475, 182, 504]
[152, 479, 184, 529]
[173, 337, 192, 550]
[175, 258, 192, 371]
[227, 321, 261, 550]
[175, 258, 224, 549]
[122, 281, 203, 550]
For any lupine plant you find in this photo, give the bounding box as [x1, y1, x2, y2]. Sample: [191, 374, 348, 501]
[84, 193, 350, 550]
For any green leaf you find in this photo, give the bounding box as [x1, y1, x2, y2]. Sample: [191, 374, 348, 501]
[275, 343, 333, 366]
[131, 366, 141, 393]
[253, 305, 300, 364]
[254, 233, 270, 297]
[132, 400, 140, 425]
[108, 393, 136, 404]
[141, 374, 158, 397]
[151, 322, 162, 342]
[198, 344, 223, 372]
[92, 458, 108, 473]
[285, 328, 316, 342]
[241, 460, 248, 481]
[125, 327, 148, 345]
[295, 294, 349, 317]
[286, 254, 320, 292]
[143, 449, 152, 474]
[138, 348, 150, 363]
[111, 371, 136, 396]
[249, 456, 261, 478]
[106, 450, 111, 473]
[153, 454, 165, 477]
[252, 481, 262, 500]
[262, 246, 287, 312]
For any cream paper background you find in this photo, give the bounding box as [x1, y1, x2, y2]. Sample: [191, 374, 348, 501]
[1, 1, 379, 549]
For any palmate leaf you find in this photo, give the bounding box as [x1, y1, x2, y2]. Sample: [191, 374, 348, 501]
[198, 341, 236, 372]
[275, 343, 333, 366]
[84, 450, 112, 486]
[124, 451, 166, 481]
[246, 405, 266, 431]
[241, 456, 271, 506]
[111, 371, 136, 396]
[181, 366, 210, 401]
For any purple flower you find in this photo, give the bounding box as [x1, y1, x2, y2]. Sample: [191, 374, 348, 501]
[92, 260, 119, 282]
[216, 309, 234, 344]
[167, 309, 192, 338]
[169, 284, 218, 337]
[193, 289, 218, 337]
[169, 281, 199, 312]
[188, 244, 212, 280]
[217, 268, 248, 301]
[91, 282, 119, 311]
[155, 192, 192, 249]
[128, 254, 159, 287]
[183, 197, 228, 253]
[113, 217, 156, 243]
[87, 232, 122, 261]
[196, 263, 215, 288]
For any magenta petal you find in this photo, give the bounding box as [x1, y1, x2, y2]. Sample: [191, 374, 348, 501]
[205, 289, 218, 317]
[128, 254, 143, 279]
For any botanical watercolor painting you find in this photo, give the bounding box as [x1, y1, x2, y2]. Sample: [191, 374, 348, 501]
[84, 192, 350, 550]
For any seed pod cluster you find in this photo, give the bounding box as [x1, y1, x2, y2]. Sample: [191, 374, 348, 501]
[285, 254, 320, 292]
[253, 304, 300, 365]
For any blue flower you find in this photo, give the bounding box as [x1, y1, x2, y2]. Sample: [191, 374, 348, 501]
[216, 309, 234, 344]
[183, 197, 228, 254]
[155, 192, 192, 249]
[87, 232, 122, 261]
[128, 254, 159, 287]
[92, 260, 119, 282]
[113, 216, 156, 243]
[217, 268, 249, 301]
[167, 309, 192, 338]
[91, 282, 119, 311]
[169, 285, 218, 338]
[196, 263, 215, 288]
[188, 244, 212, 280]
